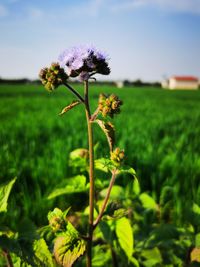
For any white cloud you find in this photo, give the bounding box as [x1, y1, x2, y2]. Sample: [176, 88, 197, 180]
[110, 0, 200, 15]
[0, 4, 8, 17]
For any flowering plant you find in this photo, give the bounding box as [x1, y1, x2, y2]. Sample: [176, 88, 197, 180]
[39, 45, 134, 267]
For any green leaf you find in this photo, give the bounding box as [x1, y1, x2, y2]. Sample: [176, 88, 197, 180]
[92, 245, 111, 267]
[33, 238, 54, 267]
[117, 166, 136, 177]
[115, 217, 134, 260]
[0, 177, 17, 213]
[95, 158, 113, 173]
[139, 193, 158, 211]
[132, 177, 140, 195]
[193, 203, 200, 215]
[195, 233, 200, 248]
[141, 248, 162, 266]
[130, 257, 140, 267]
[100, 185, 125, 200]
[59, 100, 81, 115]
[95, 119, 115, 151]
[69, 148, 89, 171]
[104, 202, 128, 220]
[54, 235, 86, 267]
[47, 175, 87, 199]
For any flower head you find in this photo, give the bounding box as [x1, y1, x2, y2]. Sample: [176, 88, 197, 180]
[58, 45, 110, 81]
[98, 94, 123, 118]
[39, 63, 68, 91]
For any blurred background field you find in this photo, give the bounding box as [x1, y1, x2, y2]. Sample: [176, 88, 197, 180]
[0, 83, 200, 227]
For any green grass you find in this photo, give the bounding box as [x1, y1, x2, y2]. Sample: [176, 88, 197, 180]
[0, 84, 200, 226]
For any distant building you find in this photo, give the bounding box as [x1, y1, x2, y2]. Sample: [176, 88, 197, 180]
[162, 76, 199, 90]
[115, 81, 124, 88]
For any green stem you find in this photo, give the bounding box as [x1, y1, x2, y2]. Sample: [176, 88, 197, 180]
[84, 81, 95, 267]
[93, 170, 117, 229]
[64, 82, 85, 103]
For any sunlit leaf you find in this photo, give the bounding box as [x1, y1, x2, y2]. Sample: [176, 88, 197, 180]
[33, 238, 54, 267]
[95, 119, 115, 151]
[191, 247, 200, 263]
[116, 217, 134, 259]
[117, 166, 136, 177]
[0, 177, 17, 213]
[95, 158, 114, 173]
[100, 185, 125, 200]
[54, 235, 85, 267]
[139, 193, 158, 211]
[47, 175, 87, 199]
[59, 100, 81, 115]
[130, 257, 140, 267]
[141, 247, 162, 266]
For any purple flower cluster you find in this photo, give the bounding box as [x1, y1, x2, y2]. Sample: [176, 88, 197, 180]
[58, 45, 110, 81]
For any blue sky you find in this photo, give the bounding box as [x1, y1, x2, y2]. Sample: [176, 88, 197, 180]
[0, 0, 200, 81]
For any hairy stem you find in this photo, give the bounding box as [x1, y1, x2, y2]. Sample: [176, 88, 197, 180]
[2, 249, 13, 267]
[93, 170, 117, 229]
[84, 81, 95, 267]
[64, 82, 85, 103]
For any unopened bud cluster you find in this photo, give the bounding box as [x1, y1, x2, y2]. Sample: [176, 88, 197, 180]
[39, 63, 68, 91]
[110, 147, 125, 165]
[98, 94, 122, 118]
[48, 208, 65, 232]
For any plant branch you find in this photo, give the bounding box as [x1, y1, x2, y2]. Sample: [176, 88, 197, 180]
[2, 249, 13, 267]
[84, 80, 95, 267]
[93, 170, 117, 229]
[63, 82, 85, 103]
[90, 108, 99, 122]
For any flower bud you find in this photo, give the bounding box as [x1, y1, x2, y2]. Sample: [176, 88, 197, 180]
[98, 94, 122, 118]
[48, 208, 65, 232]
[110, 147, 125, 166]
[39, 63, 68, 91]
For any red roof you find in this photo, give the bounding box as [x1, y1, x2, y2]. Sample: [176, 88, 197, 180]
[172, 76, 198, 82]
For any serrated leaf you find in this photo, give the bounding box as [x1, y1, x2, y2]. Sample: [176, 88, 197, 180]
[139, 193, 158, 211]
[59, 100, 81, 115]
[33, 238, 54, 267]
[0, 177, 17, 213]
[47, 175, 87, 199]
[54, 235, 85, 267]
[116, 217, 134, 259]
[95, 158, 114, 173]
[95, 120, 115, 151]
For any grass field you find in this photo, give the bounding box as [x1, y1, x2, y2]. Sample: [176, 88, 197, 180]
[0, 84, 200, 227]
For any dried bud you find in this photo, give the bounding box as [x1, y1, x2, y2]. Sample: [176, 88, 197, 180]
[98, 94, 122, 118]
[39, 63, 68, 91]
[110, 147, 125, 166]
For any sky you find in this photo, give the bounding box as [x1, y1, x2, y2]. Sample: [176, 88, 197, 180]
[0, 0, 200, 81]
